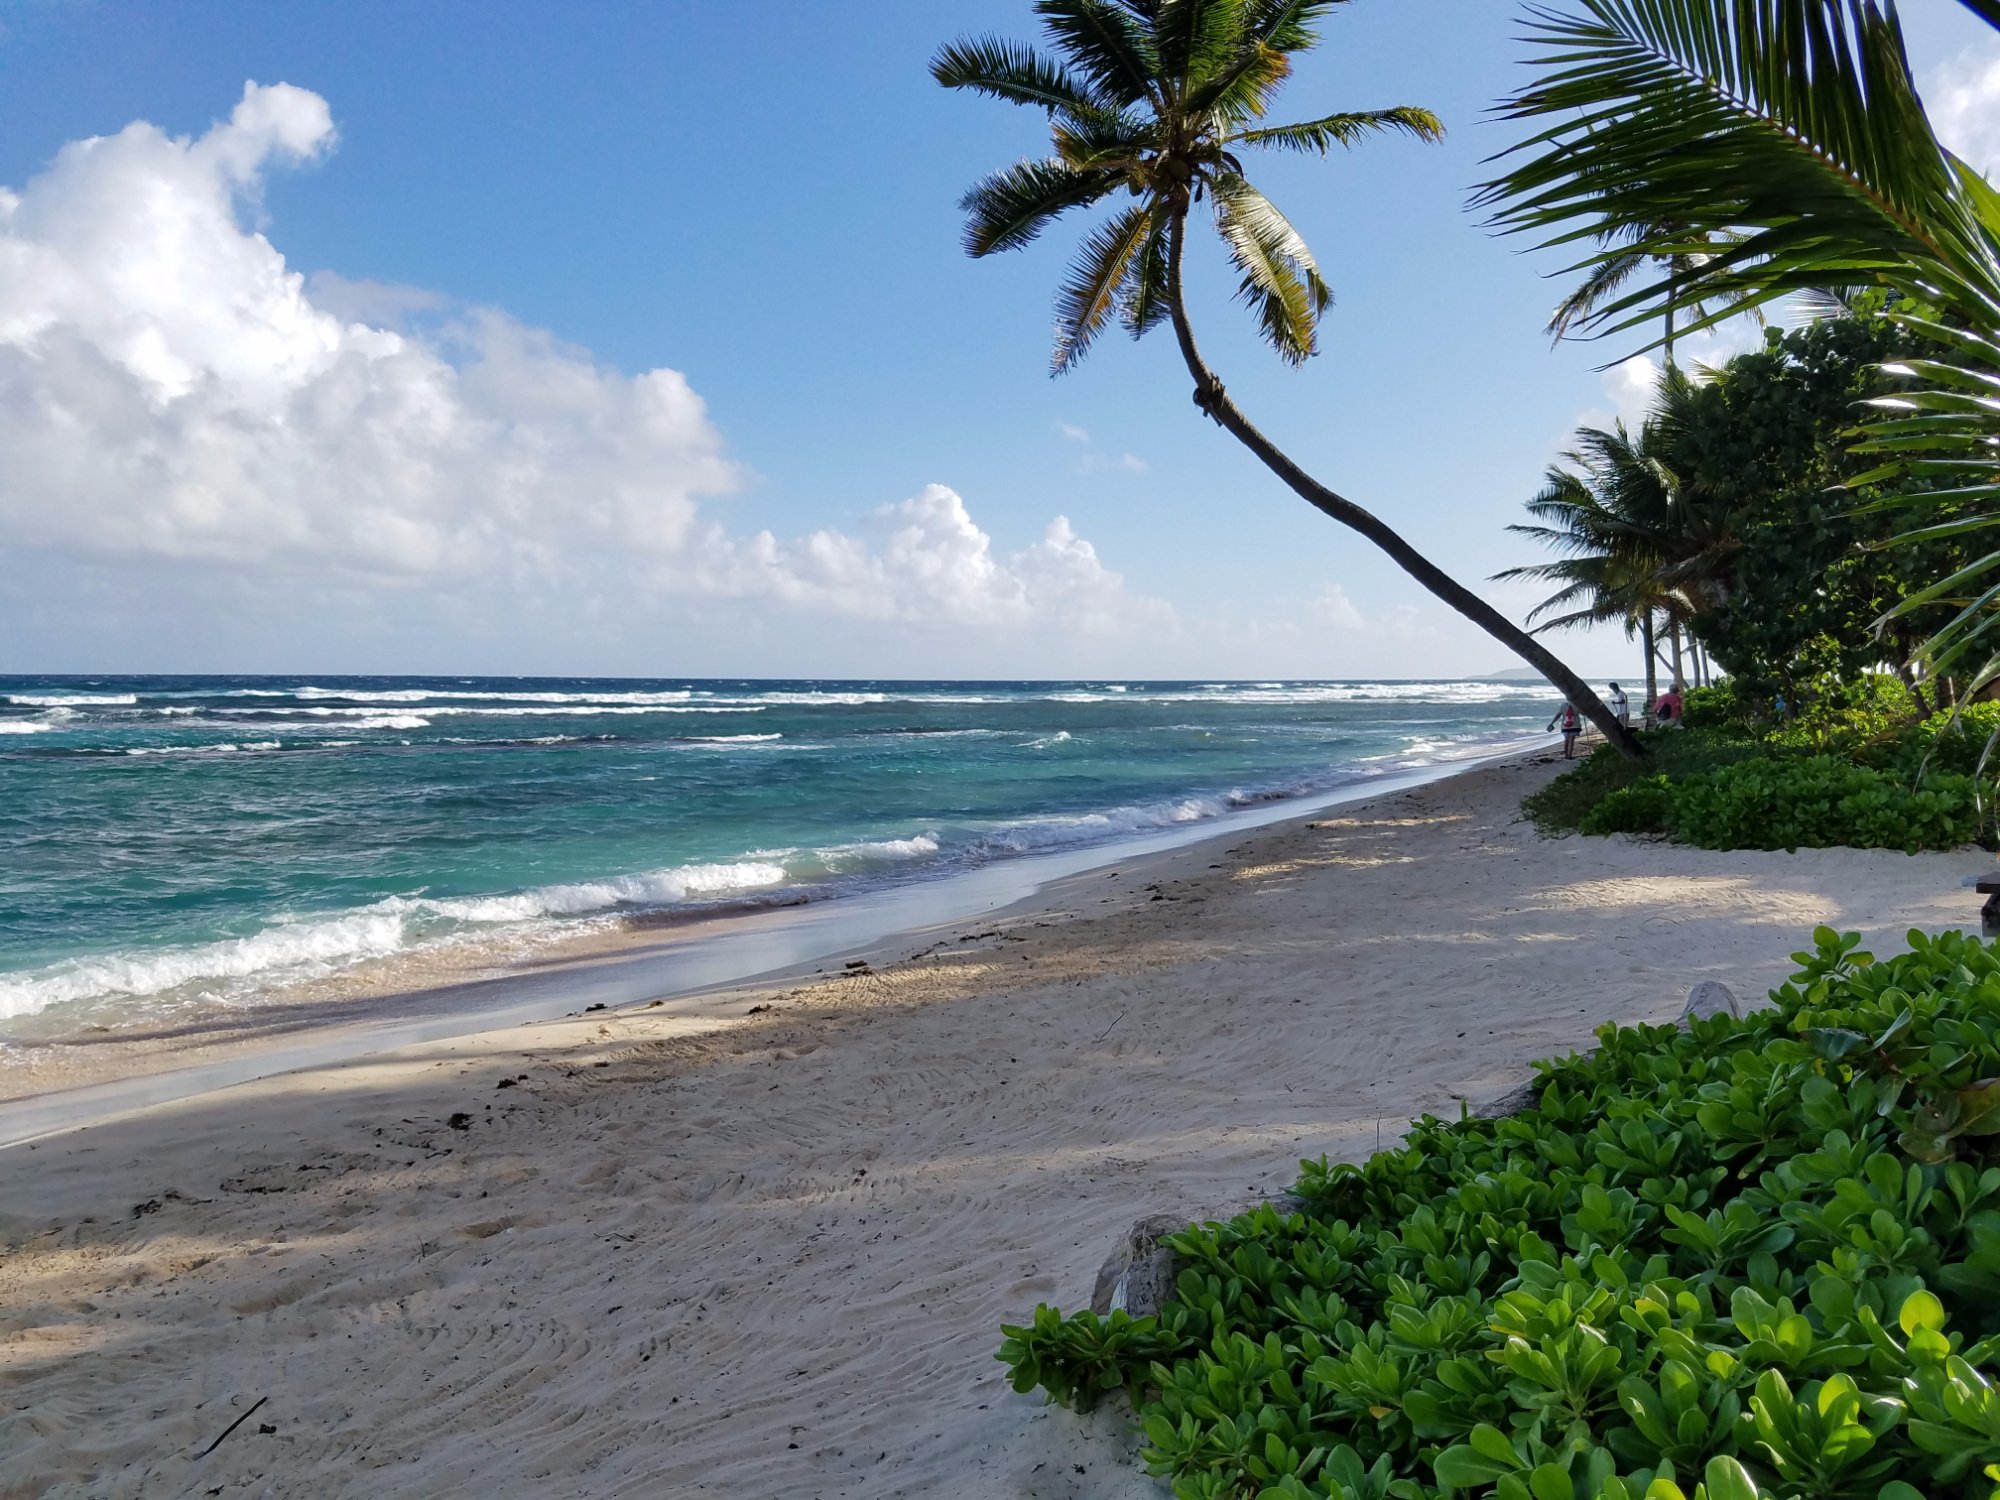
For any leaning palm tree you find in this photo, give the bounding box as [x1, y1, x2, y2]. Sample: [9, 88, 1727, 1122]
[1479, 0, 2000, 692]
[934, 0, 1644, 757]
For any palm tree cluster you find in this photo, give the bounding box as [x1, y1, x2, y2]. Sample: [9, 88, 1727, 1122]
[1494, 374, 1730, 709]
[1482, 0, 2000, 696]
[936, 0, 1646, 757]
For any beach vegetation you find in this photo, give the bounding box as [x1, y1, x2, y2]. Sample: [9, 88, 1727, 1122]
[933, 0, 1645, 759]
[1520, 729, 1761, 838]
[1481, 0, 2000, 710]
[1501, 311, 1975, 713]
[998, 925, 2000, 1498]
[1528, 673, 2000, 852]
[1490, 374, 1723, 710]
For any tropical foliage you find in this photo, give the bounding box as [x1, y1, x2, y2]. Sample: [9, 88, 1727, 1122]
[1525, 677, 2000, 851]
[1505, 309, 1977, 704]
[936, 0, 1644, 756]
[1480, 0, 2000, 696]
[1493, 372, 1720, 703]
[999, 926, 2000, 1498]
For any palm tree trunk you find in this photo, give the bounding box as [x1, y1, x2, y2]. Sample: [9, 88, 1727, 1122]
[1642, 614, 1658, 712]
[1668, 620, 1684, 692]
[1161, 213, 1645, 760]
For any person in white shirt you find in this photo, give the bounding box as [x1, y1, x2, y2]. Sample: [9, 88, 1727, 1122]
[1608, 682, 1630, 727]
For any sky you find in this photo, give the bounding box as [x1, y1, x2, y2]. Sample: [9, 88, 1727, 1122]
[0, 0, 1995, 682]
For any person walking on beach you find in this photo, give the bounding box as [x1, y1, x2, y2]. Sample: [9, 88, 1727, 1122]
[1548, 700, 1583, 758]
[1608, 682, 1630, 728]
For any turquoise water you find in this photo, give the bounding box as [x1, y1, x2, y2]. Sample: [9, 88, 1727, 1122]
[0, 676, 1551, 1036]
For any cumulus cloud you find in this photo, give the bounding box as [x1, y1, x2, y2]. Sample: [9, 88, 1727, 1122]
[1308, 584, 1366, 632]
[0, 83, 1160, 647]
[686, 484, 1167, 633]
[1927, 42, 2000, 178]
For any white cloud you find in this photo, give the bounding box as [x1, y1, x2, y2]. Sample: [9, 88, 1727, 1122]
[1055, 420, 1090, 443]
[685, 484, 1167, 633]
[1927, 42, 2000, 178]
[0, 83, 1160, 650]
[1600, 354, 1662, 433]
[1308, 584, 1366, 631]
[1077, 450, 1149, 475]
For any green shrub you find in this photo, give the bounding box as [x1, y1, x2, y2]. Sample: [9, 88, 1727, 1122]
[1679, 682, 1741, 731]
[1765, 674, 1919, 756]
[1671, 755, 1979, 854]
[1895, 704, 2000, 781]
[1577, 776, 1676, 837]
[998, 928, 2000, 1500]
[1523, 730, 1764, 837]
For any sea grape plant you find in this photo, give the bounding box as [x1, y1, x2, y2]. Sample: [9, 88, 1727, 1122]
[998, 927, 2000, 1498]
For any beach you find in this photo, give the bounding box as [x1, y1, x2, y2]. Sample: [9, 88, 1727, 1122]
[0, 749, 1984, 1499]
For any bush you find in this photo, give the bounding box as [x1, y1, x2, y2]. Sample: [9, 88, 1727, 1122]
[1895, 704, 2000, 781]
[998, 928, 2000, 1500]
[1766, 674, 1919, 756]
[1523, 730, 1764, 837]
[1671, 755, 1979, 854]
[1577, 776, 1676, 837]
[1679, 682, 1741, 731]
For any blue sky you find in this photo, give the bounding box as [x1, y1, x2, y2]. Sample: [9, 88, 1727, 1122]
[0, 0, 1993, 680]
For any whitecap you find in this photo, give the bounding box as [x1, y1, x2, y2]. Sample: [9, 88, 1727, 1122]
[0, 856, 800, 1021]
[5, 692, 138, 706]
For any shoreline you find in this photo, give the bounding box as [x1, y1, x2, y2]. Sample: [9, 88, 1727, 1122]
[0, 738, 1546, 1147]
[3, 749, 1985, 1497]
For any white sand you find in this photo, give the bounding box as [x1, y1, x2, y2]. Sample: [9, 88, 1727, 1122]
[0, 753, 1986, 1498]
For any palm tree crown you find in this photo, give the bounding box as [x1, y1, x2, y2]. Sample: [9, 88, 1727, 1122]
[933, 0, 1441, 373]
[1499, 424, 1689, 638]
[1497, 378, 1736, 629]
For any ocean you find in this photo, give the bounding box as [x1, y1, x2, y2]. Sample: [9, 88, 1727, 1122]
[0, 675, 1554, 1044]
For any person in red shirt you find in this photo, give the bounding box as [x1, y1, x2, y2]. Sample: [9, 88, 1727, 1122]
[1547, 700, 1582, 757]
[1653, 683, 1686, 727]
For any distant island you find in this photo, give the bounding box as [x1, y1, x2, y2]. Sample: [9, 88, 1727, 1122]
[1479, 666, 1554, 682]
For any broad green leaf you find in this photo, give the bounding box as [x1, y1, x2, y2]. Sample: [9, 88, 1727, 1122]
[1898, 1288, 1946, 1337]
[1701, 1457, 1761, 1500]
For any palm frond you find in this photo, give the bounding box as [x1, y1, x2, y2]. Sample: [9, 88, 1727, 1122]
[1183, 0, 1323, 119]
[1052, 111, 1157, 171]
[1547, 245, 1644, 341]
[1957, 0, 2000, 29]
[931, 36, 1114, 121]
[1033, 0, 1160, 108]
[1121, 210, 1176, 337]
[1153, 0, 1244, 98]
[1053, 204, 1157, 372]
[1238, 105, 1443, 155]
[958, 159, 1119, 257]
[1480, 0, 2000, 350]
[1242, 0, 1350, 51]
[1211, 172, 1328, 363]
